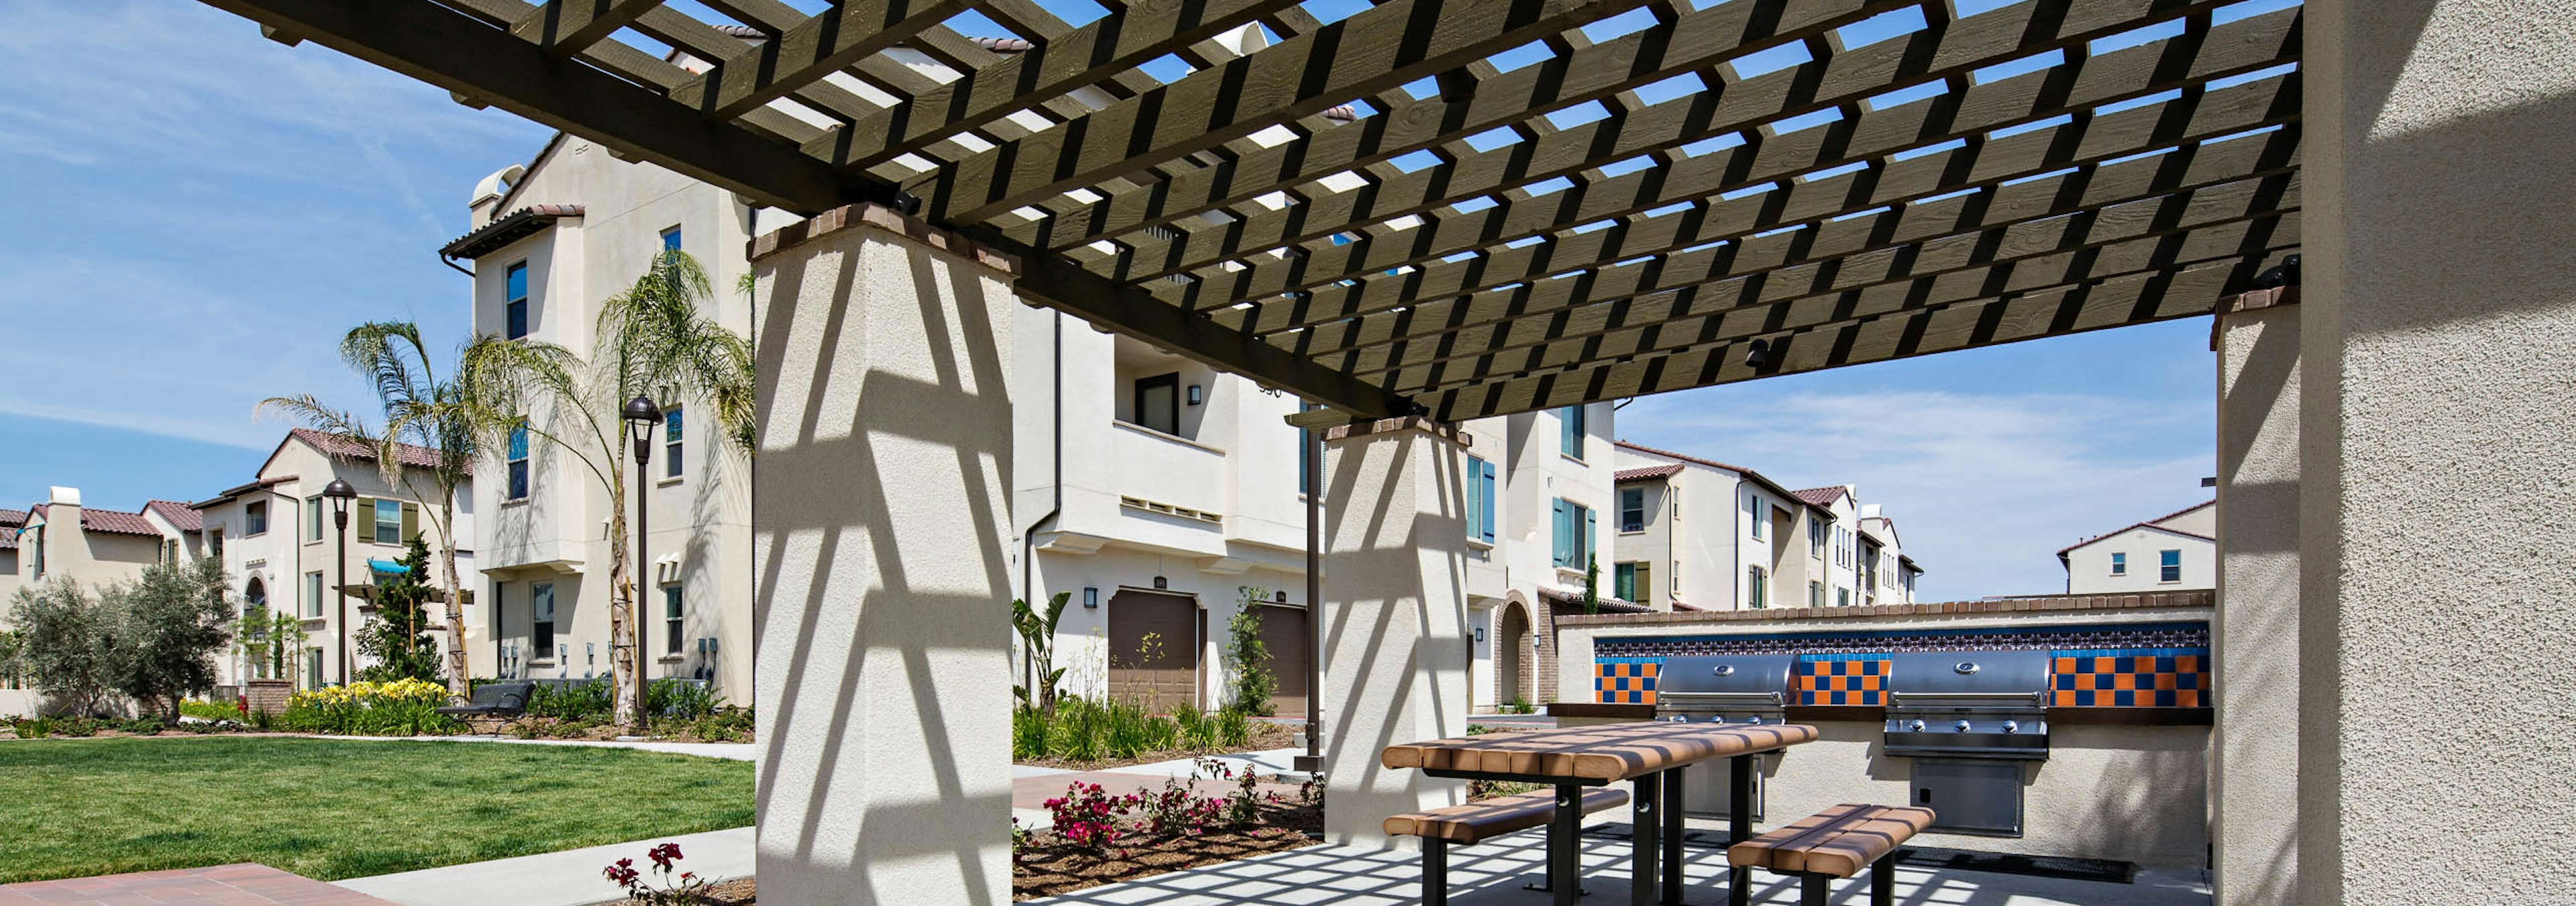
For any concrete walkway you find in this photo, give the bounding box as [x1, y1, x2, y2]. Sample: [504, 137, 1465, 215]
[305, 734, 761, 762]
[333, 827, 752, 906]
[0, 864, 397, 906]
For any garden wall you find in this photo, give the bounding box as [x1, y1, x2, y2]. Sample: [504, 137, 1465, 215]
[0, 690, 35, 719]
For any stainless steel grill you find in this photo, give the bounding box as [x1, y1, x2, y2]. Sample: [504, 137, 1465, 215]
[1882, 650, 2053, 760]
[1652, 654, 1793, 820]
[1882, 650, 2055, 837]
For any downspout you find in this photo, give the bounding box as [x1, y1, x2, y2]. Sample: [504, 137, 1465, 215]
[1020, 313, 1064, 690]
[1303, 411, 1322, 766]
[438, 250, 474, 278]
[1731, 476, 1741, 609]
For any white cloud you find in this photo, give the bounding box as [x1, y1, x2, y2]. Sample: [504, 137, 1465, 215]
[1619, 388, 2213, 601]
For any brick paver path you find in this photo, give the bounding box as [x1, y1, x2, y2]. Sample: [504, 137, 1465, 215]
[0, 864, 396, 905]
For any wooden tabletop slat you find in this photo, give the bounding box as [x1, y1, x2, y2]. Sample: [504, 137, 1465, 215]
[1382, 723, 1817, 782]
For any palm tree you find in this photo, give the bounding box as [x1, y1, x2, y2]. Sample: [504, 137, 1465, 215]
[463, 249, 754, 729]
[260, 321, 500, 697]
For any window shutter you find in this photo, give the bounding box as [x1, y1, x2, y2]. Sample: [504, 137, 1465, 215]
[1552, 500, 1571, 567]
[1585, 508, 1597, 565]
[1478, 460, 1497, 543]
[401, 502, 420, 542]
[1462, 458, 1482, 542]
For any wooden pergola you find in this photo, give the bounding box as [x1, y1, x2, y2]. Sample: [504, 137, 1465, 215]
[202, 0, 2300, 421]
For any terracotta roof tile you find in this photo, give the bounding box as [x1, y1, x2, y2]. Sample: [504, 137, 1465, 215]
[292, 428, 445, 470]
[1790, 485, 1849, 507]
[439, 204, 584, 259]
[0, 526, 14, 550]
[30, 503, 165, 537]
[146, 500, 203, 533]
[1614, 464, 1683, 483]
[0, 508, 23, 527]
[1613, 440, 1830, 515]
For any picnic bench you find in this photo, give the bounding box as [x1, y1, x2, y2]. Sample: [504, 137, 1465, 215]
[1385, 788, 1629, 906]
[1727, 803, 1935, 906]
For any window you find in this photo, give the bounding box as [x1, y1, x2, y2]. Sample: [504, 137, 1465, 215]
[1810, 515, 1827, 558]
[1747, 495, 1766, 540]
[245, 501, 268, 536]
[507, 423, 531, 500]
[162, 538, 178, 564]
[1551, 499, 1595, 569]
[663, 407, 685, 479]
[2110, 552, 2128, 576]
[1810, 581, 1825, 608]
[305, 648, 323, 691]
[665, 585, 685, 654]
[1837, 587, 1850, 607]
[1132, 372, 1179, 435]
[304, 571, 323, 619]
[1560, 405, 1585, 458]
[244, 577, 266, 619]
[2159, 549, 2182, 583]
[1465, 456, 1497, 544]
[1618, 487, 1646, 532]
[659, 225, 682, 254]
[371, 499, 405, 544]
[1614, 562, 1650, 601]
[532, 583, 556, 660]
[304, 496, 323, 542]
[1747, 566, 1767, 609]
[505, 262, 529, 340]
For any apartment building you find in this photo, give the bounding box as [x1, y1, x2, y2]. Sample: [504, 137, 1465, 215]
[0, 487, 202, 623]
[1456, 404, 1626, 710]
[191, 430, 474, 689]
[1611, 442, 1925, 611]
[2061, 501, 2215, 594]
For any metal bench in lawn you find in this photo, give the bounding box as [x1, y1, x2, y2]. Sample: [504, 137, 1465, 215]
[436, 681, 533, 728]
[1726, 803, 1935, 906]
[1384, 787, 1630, 906]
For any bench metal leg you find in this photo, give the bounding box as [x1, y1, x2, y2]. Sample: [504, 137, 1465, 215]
[1423, 838, 1447, 906]
[1630, 772, 1659, 906]
[1799, 873, 1829, 906]
[1870, 854, 1895, 906]
[1727, 756, 1754, 906]
[1661, 764, 1686, 905]
[1552, 783, 1582, 906]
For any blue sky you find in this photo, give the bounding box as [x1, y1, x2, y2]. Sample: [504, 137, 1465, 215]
[2, 0, 2221, 599]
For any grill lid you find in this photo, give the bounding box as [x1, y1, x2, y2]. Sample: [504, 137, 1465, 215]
[1886, 650, 2051, 705]
[1654, 654, 1793, 705]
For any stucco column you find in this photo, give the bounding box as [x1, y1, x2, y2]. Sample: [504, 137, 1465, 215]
[1320, 416, 1473, 847]
[749, 205, 1020, 905]
[2305, 3, 2576, 901]
[2211, 294, 2299, 906]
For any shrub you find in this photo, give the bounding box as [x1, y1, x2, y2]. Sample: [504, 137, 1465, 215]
[1175, 703, 1218, 751]
[602, 842, 711, 905]
[1223, 589, 1277, 716]
[528, 678, 614, 721]
[1216, 707, 1250, 749]
[354, 538, 444, 684]
[52, 717, 97, 738]
[179, 699, 240, 721]
[646, 678, 718, 720]
[687, 707, 753, 742]
[13, 718, 49, 739]
[116, 718, 164, 736]
[282, 678, 461, 736]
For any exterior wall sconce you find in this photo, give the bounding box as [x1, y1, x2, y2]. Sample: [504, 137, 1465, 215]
[1474, 625, 1486, 643]
[1187, 385, 1203, 405]
[1152, 576, 1169, 590]
[1275, 590, 1288, 603]
[1083, 587, 1099, 609]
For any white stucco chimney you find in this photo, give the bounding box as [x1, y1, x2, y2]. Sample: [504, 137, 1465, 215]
[468, 164, 527, 228]
[47, 486, 80, 507]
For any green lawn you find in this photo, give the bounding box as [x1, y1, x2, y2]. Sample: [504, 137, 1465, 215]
[0, 736, 754, 883]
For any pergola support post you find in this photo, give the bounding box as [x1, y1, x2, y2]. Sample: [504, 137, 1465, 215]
[750, 204, 1021, 905]
[2211, 289, 2300, 906]
[1319, 415, 1474, 847]
[2304, 1, 2576, 899]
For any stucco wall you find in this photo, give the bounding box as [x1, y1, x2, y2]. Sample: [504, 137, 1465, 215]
[2214, 303, 2300, 905]
[2306, 1, 2576, 900]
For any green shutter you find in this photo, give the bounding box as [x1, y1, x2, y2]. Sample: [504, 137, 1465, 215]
[1552, 500, 1571, 567]
[1584, 507, 1597, 565]
[401, 502, 420, 542]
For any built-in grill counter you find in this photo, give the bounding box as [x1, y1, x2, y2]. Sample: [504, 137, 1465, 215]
[1650, 654, 1794, 820]
[1882, 651, 2055, 836]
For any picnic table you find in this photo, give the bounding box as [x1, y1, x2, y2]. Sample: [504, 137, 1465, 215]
[1383, 721, 1819, 906]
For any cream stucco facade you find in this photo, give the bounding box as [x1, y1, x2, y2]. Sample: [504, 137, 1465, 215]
[2062, 501, 2217, 594]
[1610, 443, 1922, 613]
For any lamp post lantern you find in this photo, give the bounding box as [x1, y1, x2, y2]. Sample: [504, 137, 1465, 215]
[321, 478, 358, 685]
[621, 395, 661, 729]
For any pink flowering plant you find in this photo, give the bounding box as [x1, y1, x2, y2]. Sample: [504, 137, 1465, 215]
[602, 842, 712, 904]
[1038, 759, 1296, 852]
[1043, 782, 1138, 850]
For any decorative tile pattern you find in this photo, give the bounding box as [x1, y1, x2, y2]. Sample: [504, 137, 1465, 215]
[1796, 654, 1887, 706]
[2052, 649, 2207, 707]
[1587, 623, 2213, 708]
[1594, 660, 1659, 704]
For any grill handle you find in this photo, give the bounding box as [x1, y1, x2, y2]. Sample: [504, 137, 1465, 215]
[1887, 691, 2048, 704]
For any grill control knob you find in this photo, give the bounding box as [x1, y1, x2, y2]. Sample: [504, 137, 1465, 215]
[1665, 715, 1687, 723]
[1745, 715, 1763, 725]
[2002, 720, 2020, 734]
[1954, 719, 1974, 733]
[1907, 719, 1925, 732]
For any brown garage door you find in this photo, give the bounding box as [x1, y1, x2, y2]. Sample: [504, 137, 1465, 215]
[1256, 604, 1310, 717]
[1106, 590, 1198, 711]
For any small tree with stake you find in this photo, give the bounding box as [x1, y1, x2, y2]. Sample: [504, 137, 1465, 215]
[356, 537, 444, 683]
[1224, 587, 1277, 717]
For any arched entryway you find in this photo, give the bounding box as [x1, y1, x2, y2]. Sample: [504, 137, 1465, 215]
[243, 576, 266, 616]
[1497, 601, 1532, 708]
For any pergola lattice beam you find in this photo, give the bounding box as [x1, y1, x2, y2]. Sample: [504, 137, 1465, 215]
[665, 0, 980, 119]
[508, 0, 667, 55]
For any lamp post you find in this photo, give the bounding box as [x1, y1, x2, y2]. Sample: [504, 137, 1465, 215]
[322, 478, 357, 685]
[621, 395, 661, 729]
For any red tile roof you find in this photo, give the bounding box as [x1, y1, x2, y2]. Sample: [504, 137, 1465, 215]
[439, 204, 584, 260]
[1614, 441, 1829, 515]
[0, 527, 15, 550]
[190, 476, 298, 511]
[1613, 464, 1683, 483]
[0, 508, 23, 527]
[30, 503, 166, 537]
[291, 428, 445, 470]
[146, 500, 203, 533]
[2055, 519, 2217, 557]
[1790, 486, 1849, 507]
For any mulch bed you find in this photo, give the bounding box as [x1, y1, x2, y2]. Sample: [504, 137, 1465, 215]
[1012, 720, 1299, 771]
[1012, 803, 1326, 900]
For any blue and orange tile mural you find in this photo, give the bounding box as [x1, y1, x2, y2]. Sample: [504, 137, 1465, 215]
[1589, 622, 2210, 709]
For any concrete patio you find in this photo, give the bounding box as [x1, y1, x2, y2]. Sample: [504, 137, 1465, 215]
[1025, 827, 2210, 906]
